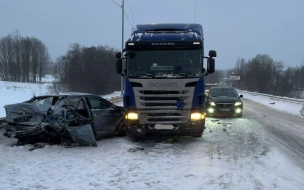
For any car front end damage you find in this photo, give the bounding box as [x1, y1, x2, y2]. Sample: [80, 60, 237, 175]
[3, 102, 97, 147]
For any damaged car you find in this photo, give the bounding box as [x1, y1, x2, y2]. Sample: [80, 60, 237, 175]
[2, 92, 125, 147]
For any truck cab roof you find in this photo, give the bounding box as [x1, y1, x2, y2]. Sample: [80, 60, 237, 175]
[131, 23, 203, 36]
[128, 23, 204, 42]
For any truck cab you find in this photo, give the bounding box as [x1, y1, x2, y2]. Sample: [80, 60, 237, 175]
[116, 23, 216, 140]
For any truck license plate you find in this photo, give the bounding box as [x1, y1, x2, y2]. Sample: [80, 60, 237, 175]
[155, 124, 174, 130]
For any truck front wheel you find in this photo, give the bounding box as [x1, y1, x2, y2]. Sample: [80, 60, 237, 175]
[125, 124, 146, 141]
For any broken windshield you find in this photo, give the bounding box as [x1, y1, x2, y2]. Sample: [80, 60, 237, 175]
[126, 49, 202, 78]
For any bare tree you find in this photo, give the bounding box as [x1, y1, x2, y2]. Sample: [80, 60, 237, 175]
[20, 37, 32, 82]
[233, 54, 304, 99]
[53, 44, 120, 95]
[0, 32, 50, 83]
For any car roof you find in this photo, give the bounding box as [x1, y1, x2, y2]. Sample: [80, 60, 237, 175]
[209, 87, 235, 90]
[35, 92, 100, 97]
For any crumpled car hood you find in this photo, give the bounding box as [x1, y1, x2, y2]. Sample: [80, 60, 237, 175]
[3, 103, 97, 147]
[5, 103, 50, 124]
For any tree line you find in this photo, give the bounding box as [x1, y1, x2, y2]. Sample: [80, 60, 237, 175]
[0, 32, 50, 83]
[52, 43, 121, 95]
[0, 32, 121, 95]
[232, 54, 304, 98]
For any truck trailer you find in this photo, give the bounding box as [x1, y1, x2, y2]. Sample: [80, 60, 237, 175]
[115, 23, 216, 140]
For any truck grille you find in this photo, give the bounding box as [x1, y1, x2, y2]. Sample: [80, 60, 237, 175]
[138, 90, 189, 109]
[130, 78, 200, 125]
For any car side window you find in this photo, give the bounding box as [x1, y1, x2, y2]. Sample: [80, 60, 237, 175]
[66, 97, 83, 108]
[56, 97, 67, 107]
[88, 98, 110, 109]
[36, 97, 53, 106]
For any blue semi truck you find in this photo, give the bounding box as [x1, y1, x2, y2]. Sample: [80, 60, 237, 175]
[115, 23, 216, 140]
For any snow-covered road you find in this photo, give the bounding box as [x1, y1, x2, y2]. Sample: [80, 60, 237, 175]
[1, 98, 304, 190]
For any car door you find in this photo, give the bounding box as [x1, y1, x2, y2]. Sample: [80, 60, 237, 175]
[87, 96, 122, 136]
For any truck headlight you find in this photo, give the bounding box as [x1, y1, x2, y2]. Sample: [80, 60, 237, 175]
[191, 112, 205, 120]
[126, 112, 138, 120]
[234, 102, 242, 106]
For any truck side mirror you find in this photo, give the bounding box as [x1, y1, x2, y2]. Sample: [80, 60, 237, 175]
[116, 59, 122, 74]
[208, 50, 217, 58]
[207, 58, 215, 74]
[116, 52, 122, 59]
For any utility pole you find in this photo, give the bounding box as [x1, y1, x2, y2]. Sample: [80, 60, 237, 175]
[110, 0, 125, 95]
[121, 0, 124, 95]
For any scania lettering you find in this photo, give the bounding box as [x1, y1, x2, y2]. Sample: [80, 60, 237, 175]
[115, 23, 216, 140]
[149, 82, 179, 88]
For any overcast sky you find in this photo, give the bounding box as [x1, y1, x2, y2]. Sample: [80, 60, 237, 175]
[1, 0, 304, 70]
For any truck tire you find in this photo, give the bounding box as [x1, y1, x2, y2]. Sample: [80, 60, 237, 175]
[132, 134, 146, 142]
[126, 124, 146, 141]
[191, 123, 205, 137]
[116, 121, 127, 136]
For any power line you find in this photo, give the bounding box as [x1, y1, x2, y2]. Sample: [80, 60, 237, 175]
[131, 4, 134, 26]
[110, 0, 133, 27]
[110, 0, 121, 8]
[124, 11, 133, 27]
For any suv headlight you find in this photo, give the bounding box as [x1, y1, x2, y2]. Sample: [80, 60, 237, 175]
[234, 102, 242, 106]
[208, 101, 216, 106]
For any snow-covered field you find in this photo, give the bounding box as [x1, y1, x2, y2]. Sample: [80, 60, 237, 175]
[0, 79, 121, 118]
[0, 80, 304, 190]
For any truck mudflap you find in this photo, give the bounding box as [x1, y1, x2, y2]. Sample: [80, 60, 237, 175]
[125, 119, 206, 141]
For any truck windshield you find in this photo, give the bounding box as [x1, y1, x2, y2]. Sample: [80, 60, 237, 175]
[126, 49, 202, 78]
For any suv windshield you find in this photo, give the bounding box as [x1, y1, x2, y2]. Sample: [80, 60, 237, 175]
[126, 49, 202, 78]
